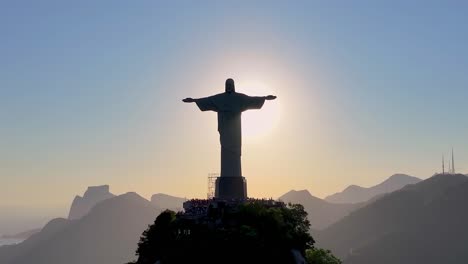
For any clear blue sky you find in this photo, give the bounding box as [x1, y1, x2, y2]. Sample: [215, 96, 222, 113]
[1, 1, 468, 216]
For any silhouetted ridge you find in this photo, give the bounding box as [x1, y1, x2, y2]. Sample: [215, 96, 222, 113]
[0, 218, 70, 264]
[150, 193, 186, 211]
[68, 185, 115, 220]
[325, 174, 421, 204]
[1, 192, 161, 264]
[32, 218, 69, 237]
[281, 189, 314, 200]
[342, 185, 365, 192]
[0, 229, 40, 240]
[317, 173, 468, 264]
[91, 191, 150, 211]
[279, 189, 360, 229]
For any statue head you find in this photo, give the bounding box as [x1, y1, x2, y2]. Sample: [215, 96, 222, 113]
[225, 78, 235, 94]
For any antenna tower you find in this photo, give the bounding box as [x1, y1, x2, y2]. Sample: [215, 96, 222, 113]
[442, 155, 445, 175]
[452, 148, 455, 174]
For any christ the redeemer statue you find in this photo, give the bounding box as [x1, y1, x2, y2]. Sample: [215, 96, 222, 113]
[183, 78, 276, 199]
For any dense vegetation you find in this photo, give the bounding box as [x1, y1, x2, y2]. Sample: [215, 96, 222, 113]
[305, 248, 342, 264]
[129, 202, 340, 264]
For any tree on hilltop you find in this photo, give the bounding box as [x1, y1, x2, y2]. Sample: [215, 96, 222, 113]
[129, 202, 340, 264]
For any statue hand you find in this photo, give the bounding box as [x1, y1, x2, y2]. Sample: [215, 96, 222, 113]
[265, 95, 277, 100]
[183, 98, 196, 103]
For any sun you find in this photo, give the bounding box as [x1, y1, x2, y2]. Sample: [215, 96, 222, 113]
[239, 80, 280, 139]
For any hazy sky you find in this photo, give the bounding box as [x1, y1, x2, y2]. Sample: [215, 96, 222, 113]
[2, 1, 468, 217]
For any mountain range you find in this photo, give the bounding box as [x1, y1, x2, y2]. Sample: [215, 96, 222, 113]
[325, 174, 421, 204]
[0, 192, 160, 264]
[279, 190, 360, 230]
[2, 173, 465, 263]
[316, 173, 468, 264]
[278, 174, 421, 229]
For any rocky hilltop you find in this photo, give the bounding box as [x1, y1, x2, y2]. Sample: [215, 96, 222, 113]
[68, 185, 115, 220]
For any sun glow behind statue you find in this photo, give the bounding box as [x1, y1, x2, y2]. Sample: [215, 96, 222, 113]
[240, 80, 281, 139]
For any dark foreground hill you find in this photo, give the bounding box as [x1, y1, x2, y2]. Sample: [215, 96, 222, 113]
[0, 192, 160, 264]
[279, 190, 360, 229]
[130, 200, 315, 264]
[325, 174, 421, 204]
[316, 174, 468, 264]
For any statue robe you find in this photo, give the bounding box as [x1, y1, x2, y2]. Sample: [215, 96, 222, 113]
[195, 92, 265, 177]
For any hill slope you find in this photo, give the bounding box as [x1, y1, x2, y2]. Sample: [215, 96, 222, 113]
[0, 192, 160, 264]
[325, 174, 421, 204]
[279, 190, 360, 230]
[316, 174, 468, 264]
[150, 193, 186, 211]
[0, 218, 70, 264]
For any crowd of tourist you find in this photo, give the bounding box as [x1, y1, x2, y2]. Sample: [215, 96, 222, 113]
[183, 199, 211, 216]
[182, 197, 286, 218]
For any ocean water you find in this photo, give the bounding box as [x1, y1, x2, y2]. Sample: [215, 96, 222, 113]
[0, 238, 23, 246]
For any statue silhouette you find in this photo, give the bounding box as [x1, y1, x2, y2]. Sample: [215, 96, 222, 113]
[183, 78, 276, 199]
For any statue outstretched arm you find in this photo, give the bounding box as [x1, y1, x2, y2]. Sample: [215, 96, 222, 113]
[182, 97, 198, 103]
[241, 94, 276, 111]
[183, 96, 218, 112]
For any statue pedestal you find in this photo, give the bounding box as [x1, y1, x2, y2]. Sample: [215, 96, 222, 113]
[215, 177, 247, 200]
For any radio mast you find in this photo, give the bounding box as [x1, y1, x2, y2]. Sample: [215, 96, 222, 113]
[452, 148, 455, 174]
[442, 155, 445, 175]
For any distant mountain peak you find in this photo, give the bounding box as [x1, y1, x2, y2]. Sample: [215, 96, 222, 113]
[387, 173, 407, 179]
[278, 189, 360, 230]
[117, 192, 147, 202]
[68, 185, 115, 220]
[282, 189, 313, 198]
[96, 192, 149, 207]
[390, 173, 409, 177]
[280, 190, 318, 203]
[325, 174, 421, 204]
[403, 173, 467, 196]
[343, 185, 365, 191]
[385, 173, 419, 182]
[150, 193, 186, 211]
[1, 191, 161, 264]
[83, 185, 110, 196]
[85, 192, 154, 218]
[152, 193, 177, 197]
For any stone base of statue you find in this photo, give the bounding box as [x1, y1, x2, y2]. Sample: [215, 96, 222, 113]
[215, 177, 247, 200]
